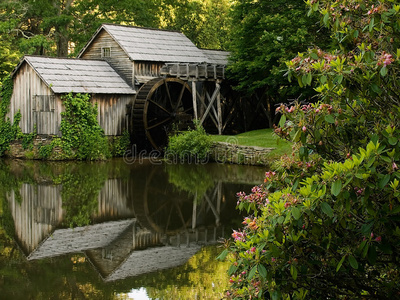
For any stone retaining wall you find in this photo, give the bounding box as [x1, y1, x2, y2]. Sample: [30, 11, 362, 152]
[210, 142, 275, 166]
[6, 135, 64, 160]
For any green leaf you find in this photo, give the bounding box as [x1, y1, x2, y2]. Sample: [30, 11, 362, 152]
[379, 174, 391, 189]
[324, 114, 335, 124]
[336, 255, 346, 272]
[248, 265, 258, 280]
[361, 222, 374, 236]
[331, 180, 342, 196]
[292, 206, 301, 220]
[323, 13, 329, 26]
[371, 83, 382, 95]
[362, 243, 369, 258]
[293, 129, 302, 142]
[271, 290, 281, 300]
[310, 52, 319, 60]
[334, 74, 343, 84]
[292, 178, 300, 192]
[228, 264, 238, 276]
[388, 136, 397, 145]
[216, 249, 229, 261]
[279, 115, 286, 128]
[369, 17, 374, 32]
[348, 255, 358, 269]
[258, 264, 267, 279]
[307, 72, 312, 85]
[380, 66, 388, 77]
[290, 264, 298, 280]
[321, 202, 333, 217]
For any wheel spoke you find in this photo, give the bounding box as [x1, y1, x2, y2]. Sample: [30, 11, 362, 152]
[182, 107, 193, 114]
[164, 81, 174, 109]
[148, 99, 172, 115]
[173, 84, 186, 113]
[146, 117, 172, 130]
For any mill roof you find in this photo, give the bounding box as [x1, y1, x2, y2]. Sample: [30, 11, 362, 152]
[12, 56, 136, 94]
[78, 24, 229, 65]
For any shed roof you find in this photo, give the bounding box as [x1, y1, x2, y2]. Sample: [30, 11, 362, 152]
[13, 56, 136, 94]
[202, 49, 230, 65]
[78, 24, 229, 65]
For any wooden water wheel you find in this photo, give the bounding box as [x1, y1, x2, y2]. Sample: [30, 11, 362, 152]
[132, 166, 193, 234]
[131, 77, 194, 151]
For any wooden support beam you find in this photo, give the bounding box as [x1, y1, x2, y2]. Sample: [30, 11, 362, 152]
[197, 90, 219, 128]
[216, 81, 222, 135]
[199, 84, 220, 126]
[192, 81, 198, 120]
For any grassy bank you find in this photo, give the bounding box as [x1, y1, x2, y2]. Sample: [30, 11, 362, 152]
[210, 128, 292, 160]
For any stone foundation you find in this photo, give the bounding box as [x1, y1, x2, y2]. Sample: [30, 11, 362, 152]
[6, 135, 65, 160]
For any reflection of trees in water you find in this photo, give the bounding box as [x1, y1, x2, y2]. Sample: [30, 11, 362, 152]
[166, 163, 215, 200]
[55, 166, 108, 228]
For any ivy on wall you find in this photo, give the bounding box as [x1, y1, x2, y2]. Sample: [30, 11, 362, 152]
[0, 76, 21, 157]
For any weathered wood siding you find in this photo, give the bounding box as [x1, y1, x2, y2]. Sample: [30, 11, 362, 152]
[92, 94, 132, 136]
[94, 179, 135, 220]
[9, 63, 63, 135]
[8, 183, 63, 255]
[134, 61, 164, 79]
[80, 30, 134, 87]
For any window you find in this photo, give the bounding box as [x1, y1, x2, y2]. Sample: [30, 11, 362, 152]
[32, 95, 55, 112]
[102, 47, 111, 58]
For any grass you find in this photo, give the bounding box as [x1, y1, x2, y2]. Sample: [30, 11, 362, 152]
[210, 128, 292, 160]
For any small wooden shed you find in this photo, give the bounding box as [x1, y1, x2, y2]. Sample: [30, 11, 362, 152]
[9, 56, 136, 136]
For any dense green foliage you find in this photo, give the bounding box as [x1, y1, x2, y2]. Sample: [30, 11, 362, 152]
[166, 123, 213, 162]
[222, 1, 400, 299]
[226, 0, 331, 127]
[58, 93, 110, 160]
[0, 76, 21, 156]
[109, 130, 131, 157]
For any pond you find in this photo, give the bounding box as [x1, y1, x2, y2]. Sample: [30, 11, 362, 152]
[0, 158, 266, 299]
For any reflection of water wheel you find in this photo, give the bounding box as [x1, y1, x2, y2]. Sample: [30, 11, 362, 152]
[131, 78, 193, 151]
[133, 167, 193, 234]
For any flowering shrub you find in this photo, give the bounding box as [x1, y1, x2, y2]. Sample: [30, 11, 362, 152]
[220, 1, 400, 299]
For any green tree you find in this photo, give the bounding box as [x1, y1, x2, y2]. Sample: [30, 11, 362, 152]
[226, 0, 331, 127]
[222, 0, 400, 299]
[160, 0, 231, 50]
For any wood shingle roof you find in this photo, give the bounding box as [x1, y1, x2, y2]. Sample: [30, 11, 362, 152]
[79, 24, 228, 64]
[14, 56, 136, 94]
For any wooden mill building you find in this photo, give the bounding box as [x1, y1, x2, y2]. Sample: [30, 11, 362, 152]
[8, 24, 230, 149]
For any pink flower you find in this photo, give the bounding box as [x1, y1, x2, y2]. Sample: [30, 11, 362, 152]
[302, 126, 307, 132]
[375, 236, 382, 243]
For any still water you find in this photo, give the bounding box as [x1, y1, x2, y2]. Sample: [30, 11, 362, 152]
[0, 158, 265, 300]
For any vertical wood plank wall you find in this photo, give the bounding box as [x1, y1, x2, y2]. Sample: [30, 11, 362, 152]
[134, 62, 164, 78]
[9, 63, 61, 135]
[93, 95, 132, 136]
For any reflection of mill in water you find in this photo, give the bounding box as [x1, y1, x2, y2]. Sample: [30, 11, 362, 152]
[7, 162, 260, 281]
